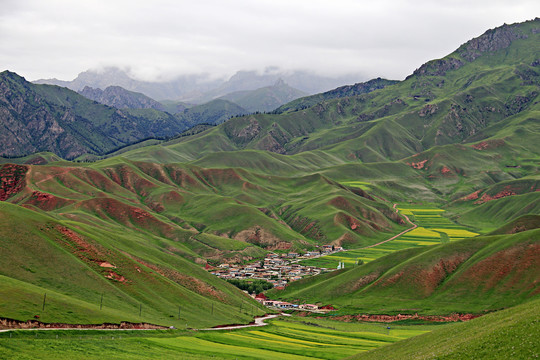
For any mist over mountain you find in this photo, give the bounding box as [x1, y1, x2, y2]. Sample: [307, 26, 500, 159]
[218, 79, 307, 113]
[34, 67, 365, 102]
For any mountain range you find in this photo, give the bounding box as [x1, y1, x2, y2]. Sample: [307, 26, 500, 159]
[35, 67, 364, 102]
[0, 17, 538, 346]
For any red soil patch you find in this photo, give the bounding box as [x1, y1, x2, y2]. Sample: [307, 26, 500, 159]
[24, 191, 74, 211]
[55, 225, 125, 282]
[198, 168, 243, 188]
[134, 162, 174, 186]
[413, 255, 470, 297]
[235, 226, 287, 248]
[130, 257, 226, 302]
[105, 271, 127, 282]
[328, 196, 357, 214]
[379, 271, 405, 287]
[377, 254, 471, 297]
[56, 227, 100, 258]
[471, 139, 505, 150]
[441, 166, 452, 175]
[164, 165, 200, 188]
[407, 159, 428, 169]
[351, 273, 380, 292]
[0, 317, 167, 330]
[461, 190, 481, 201]
[332, 232, 355, 247]
[328, 313, 480, 323]
[99, 262, 116, 268]
[448, 243, 540, 293]
[23, 156, 47, 165]
[242, 181, 262, 191]
[77, 197, 180, 239]
[474, 187, 517, 204]
[0, 164, 27, 201]
[103, 165, 157, 197]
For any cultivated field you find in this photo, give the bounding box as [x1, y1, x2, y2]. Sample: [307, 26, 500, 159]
[301, 205, 478, 269]
[0, 317, 432, 359]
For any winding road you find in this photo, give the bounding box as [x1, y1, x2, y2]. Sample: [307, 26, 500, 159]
[0, 313, 287, 333]
[200, 313, 287, 331]
[358, 203, 417, 249]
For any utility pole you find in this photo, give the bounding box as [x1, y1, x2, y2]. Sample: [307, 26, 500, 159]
[100, 293, 103, 310]
[42, 293, 47, 311]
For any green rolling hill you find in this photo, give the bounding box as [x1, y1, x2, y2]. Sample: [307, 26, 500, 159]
[0, 19, 538, 334]
[0, 201, 265, 329]
[349, 296, 540, 360]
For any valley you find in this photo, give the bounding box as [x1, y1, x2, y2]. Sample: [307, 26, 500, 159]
[0, 17, 539, 359]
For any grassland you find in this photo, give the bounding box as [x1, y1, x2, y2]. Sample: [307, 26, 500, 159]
[2, 299, 537, 359]
[0, 316, 435, 359]
[349, 297, 540, 359]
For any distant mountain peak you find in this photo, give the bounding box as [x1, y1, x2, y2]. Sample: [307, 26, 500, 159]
[273, 78, 286, 87]
[78, 85, 165, 111]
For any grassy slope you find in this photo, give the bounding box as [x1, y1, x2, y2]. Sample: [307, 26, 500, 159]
[0, 202, 264, 328]
[2, 158, 404, 258]
[349, 297, 540, 360]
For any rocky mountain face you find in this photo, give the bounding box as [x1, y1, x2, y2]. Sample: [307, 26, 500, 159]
[410, 19, 538, 78]
[79, 86, 166, 111]
[274, 77, 399, 113]
[0, 71, 186, 159]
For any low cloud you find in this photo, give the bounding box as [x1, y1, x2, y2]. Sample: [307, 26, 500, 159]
[1, 0, 538, 81]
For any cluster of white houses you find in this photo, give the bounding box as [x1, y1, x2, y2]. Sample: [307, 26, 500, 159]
[252, 293, 336, 312]
[259, 299, 319, 311]
[209, 247, 344, 289]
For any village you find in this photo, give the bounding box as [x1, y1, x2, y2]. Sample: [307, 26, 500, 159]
[208, 245, 344, 312]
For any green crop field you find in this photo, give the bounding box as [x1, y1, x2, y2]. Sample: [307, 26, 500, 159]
[0, 317, 434, 359]
[300, 205, 479, 269]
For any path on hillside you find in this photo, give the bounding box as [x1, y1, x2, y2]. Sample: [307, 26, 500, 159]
[200, 313, 287, 331]
[358, 203, 417, 250]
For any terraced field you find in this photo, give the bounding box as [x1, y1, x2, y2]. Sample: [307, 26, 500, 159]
[301, 205, 478, 269]
[0, 318, 432, 359]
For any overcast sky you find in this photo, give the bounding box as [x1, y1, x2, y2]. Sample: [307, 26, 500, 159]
[1, 0, 538, 82]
